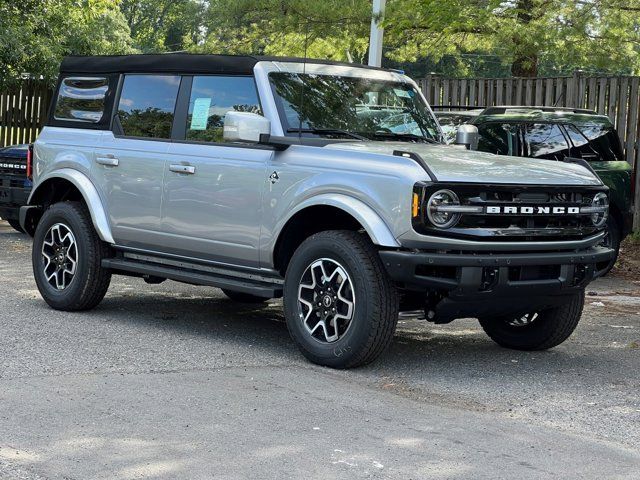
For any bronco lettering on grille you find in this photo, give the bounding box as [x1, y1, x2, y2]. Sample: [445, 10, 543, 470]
[485, 206, 580, 215]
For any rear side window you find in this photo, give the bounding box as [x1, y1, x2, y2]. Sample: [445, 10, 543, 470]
[54, 77, 109, 123]
[575, 123, 624, 161]
[116, 75, 181, 139]
[185, 76, 261, 142]
[524, 123, 570, 160]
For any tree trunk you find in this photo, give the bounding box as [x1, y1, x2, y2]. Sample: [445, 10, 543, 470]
[511, 0, 538, 77]
[511, 54, 539, 77]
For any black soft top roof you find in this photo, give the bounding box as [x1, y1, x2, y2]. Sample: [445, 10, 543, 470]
[59, 54, 389, 75]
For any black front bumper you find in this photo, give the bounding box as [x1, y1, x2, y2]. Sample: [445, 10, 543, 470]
[379, 246, 615, 322]
[0, 184, 31, 221]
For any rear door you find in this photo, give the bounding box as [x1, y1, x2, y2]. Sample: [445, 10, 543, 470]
[161, 75, 271, 267]
[93, 74, 181, 250]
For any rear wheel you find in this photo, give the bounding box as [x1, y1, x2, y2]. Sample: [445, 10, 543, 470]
[221, 289, 269, 303]
[32, 202, 111, 311]
[479, 291, 585, 350]
[283, 230, 399, 369]
[7, 218, 25, 233]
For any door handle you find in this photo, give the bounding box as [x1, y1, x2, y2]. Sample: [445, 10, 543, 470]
[96, 156, 119, 167]
[169, 164, 196, 175]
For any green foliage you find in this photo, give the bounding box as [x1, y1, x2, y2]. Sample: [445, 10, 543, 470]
[0, 0, 638, 84]
[0, 0, 135, 87]
[119, 0, 206, 52]
[197, 0, 372, 62]
[384, 0, 640, 76]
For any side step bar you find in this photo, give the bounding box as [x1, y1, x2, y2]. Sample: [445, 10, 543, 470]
[102, 257, 284, 298]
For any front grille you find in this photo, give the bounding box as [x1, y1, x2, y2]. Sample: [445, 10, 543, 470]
[414, 183, 607, 241]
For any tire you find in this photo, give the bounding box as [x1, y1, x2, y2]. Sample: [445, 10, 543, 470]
[283, 230, 399, 369]
[32, 201, 111, 311]
[479, 291, 585, 351]
[600, 216, 620, 276]
[7, 218, 25, 233]
[221, 289, 269, 303]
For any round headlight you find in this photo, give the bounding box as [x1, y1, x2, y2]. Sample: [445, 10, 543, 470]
[591, 192, 608, 228]
[426, 189, 461, 229]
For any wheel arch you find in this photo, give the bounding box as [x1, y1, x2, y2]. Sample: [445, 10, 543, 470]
[271, 194, 400, 275]
[27, 169, 114, 244]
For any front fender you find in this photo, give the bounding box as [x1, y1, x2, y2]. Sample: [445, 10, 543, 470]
[29, 169, 114, 244]
[281, 193, 400, 248]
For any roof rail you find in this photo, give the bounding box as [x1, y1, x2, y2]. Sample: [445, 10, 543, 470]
[430, 105, 486, 110]
[480, 106, 598, 116]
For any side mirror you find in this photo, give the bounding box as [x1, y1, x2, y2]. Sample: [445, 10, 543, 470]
[223, 111, 270, 143]
[455, 124, 479, 150]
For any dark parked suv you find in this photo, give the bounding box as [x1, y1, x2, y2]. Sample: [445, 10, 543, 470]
[469, 107, 634, 272]
[0, 144, 31, 232]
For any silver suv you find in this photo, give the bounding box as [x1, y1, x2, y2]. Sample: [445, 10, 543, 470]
[21, 54, 614, 368]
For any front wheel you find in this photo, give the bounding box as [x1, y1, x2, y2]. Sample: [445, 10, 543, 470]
[283, 230, 399, 369]
[32, 202, 112, 311]
[479, 291, 585, 350]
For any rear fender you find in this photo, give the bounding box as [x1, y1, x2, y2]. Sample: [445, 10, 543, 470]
[28, 169, 114, 244]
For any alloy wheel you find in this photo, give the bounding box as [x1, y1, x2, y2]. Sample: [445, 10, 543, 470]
[41, 223, 78, 290]
[297, 258, 355, 343]
[508, 312, 539, 327]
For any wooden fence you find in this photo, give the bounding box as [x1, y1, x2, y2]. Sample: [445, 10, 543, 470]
[0, 80, 52, 148]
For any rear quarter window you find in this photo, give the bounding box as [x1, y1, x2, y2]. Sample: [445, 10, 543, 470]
[54, 77, 109, 123]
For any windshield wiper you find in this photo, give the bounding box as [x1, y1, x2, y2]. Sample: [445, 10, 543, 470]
[287, 127, 367, 141]
[371, 132, 439, 144]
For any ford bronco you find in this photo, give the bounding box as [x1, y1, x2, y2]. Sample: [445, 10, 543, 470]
[21, 54, 614, 368]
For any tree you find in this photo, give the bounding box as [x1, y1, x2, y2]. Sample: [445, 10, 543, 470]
[196, 0, 372, 62]
[0, 0, 135, 86]
[194, 0, 640, 77]
[119, 0, 206, 52]
[383, 0, 640, 76]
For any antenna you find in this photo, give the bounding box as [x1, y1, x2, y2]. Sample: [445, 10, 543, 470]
[297, 21, 310, 139]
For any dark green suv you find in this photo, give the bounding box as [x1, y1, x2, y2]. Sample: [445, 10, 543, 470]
[469, 107, 633, 272]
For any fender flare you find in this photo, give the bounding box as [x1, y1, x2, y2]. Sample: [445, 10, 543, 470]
[280, 193, 400, 247]
[29, 169, 115, 244]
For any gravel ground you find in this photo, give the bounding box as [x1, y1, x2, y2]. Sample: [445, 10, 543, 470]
[0, 220, 638, 479]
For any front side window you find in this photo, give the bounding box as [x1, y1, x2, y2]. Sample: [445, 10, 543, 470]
[268, 72, 441, 143]
[117, 75, 180, 139]
[524, 123, 570, 160]
[477, 123, 522, 156]
[186, 76, 261, 142]
[54, 77, 109, 123]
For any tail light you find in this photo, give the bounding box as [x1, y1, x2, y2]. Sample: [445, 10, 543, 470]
[26, 144, 33, 180]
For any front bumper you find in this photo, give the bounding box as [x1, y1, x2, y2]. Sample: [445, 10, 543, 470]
[379, 246, 615, 322]
[0, 184, 31, 221]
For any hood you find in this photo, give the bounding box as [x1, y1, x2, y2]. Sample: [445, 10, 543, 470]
[324, 141, 602, 186]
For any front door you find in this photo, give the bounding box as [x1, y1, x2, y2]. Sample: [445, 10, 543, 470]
[160, 75, 271, 267]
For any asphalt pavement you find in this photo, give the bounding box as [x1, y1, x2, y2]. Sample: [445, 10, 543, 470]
[0, 220, 638, 479]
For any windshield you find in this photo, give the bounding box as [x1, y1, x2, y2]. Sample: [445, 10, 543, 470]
[268, 72, 441, 143]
